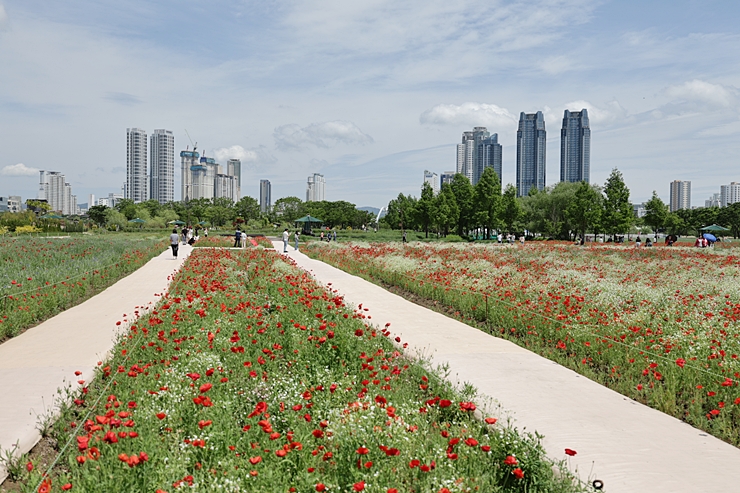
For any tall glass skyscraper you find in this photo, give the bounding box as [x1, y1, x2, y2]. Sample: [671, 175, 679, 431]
[478, 134, 502, 184]
[516, 112, 546, 197]
[560, 109, 590, 184]
[150, 129, 175, 204]
[260, 179, 271, 213]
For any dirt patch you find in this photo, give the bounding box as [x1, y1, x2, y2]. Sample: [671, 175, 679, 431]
[0, 437, 59, 492]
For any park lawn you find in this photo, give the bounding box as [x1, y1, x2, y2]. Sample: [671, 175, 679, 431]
[13, 248, 584, 493]
[0, 234, 166, 341]
[305, 240, 740, 447]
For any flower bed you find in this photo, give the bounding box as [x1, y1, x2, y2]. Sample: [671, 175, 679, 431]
[0, 236, 165, 341]
[16, 248, 583, 492]
[304, 241, 740, 446]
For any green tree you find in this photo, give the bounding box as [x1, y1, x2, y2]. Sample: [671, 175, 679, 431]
[602, 168, 633, 238]
[234, 196, 259, 224]
[384, 194, 417, 231]
[88, 205, 109, 226]
[643, 191, 668, 240]
[114, 199, 137, 220]
[566, 182, 603, 239]
[434, 183, 459, 236]
[140, 199, 162, 219]
[449, 174, 474, 237]
[499, 184, 521, 234]
[272, 197, 304, 223]
[520, 182, 579, 239]
[718, 202, 740, 238]
[415, 182, 435, 238]
[472, 167, 501, 239]
[26, 200, 52, 214]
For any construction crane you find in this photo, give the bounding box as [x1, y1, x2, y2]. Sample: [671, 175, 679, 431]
[184, 129, 197, 152]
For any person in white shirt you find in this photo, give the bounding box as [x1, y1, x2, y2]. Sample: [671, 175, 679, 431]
[282, 229, 289, 252]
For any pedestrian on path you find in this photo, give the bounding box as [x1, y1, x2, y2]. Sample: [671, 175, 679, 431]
[294, 230, 300, 251]
[282, 228, 289, 252]
[234, 228, 242, 248]
[170, 229, 180, 258]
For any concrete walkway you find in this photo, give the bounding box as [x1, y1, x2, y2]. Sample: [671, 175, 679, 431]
[0, 245, 192, 483]
[275, 242, 740, 493]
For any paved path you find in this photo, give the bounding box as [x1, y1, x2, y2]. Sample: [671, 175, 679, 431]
[0, 246, 192, 483]
[275, 242, 740, 493]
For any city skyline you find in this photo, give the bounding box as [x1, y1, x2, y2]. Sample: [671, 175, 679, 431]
[2, 1, 740, 208]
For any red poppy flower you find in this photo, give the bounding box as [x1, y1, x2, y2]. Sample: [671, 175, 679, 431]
[565, 448, 577, 456]
[353, 481, 365, 492]
[316, 484, 326, 492]
[61, 484, 73, 491]
[512, 468, 524, 479]
[249, 456, 262, 465]
[356, 446, 369, 455]
[504, 455, 518, 466]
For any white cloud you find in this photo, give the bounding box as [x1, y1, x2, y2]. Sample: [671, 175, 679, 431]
[0, 4, 7, 27]
[665, 80, 738, 109]
[420, 102, 516, 128]
[553, 100, 628, 126]
[273, 121, 373, 151]
[212, 145, 276, 166]
[1, 163, 39, 176]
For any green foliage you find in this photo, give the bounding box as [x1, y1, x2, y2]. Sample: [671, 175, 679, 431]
[566, 182, 603, 238]
[602, 168, 633, 236]
[473, 167, 501, 239]
[643, 191, 668, 238]
[500, 184, 521, 234]
[415, 182, 435, 238]
[521, 182, 579, 239]
[87, 205, 109, 226]
[435, 183, 459, 236]
[272, 196, 305, 223]
[450, 174, 475, 236]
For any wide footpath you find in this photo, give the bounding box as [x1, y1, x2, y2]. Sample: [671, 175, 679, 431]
[0, 245, 192, 484]
[275, 241, 740, 493]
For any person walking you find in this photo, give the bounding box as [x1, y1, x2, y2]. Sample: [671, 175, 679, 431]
[282, 228, 289, 252]
[170, 228, 180, 258]
[294, 230, 300, 251]
[333, 230, 336, 241]
[234, 228, 242, 248]
[181, 227, 188, 245]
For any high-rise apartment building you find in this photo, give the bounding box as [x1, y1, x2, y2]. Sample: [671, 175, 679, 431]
[307, 173, 325, 202]
[190, 156, 218, 201]
[705, 193, 721, 208]
[126, 128, 148, 203]
[560, 109, 590, 183]
[227, 159, 242, 201]
[516, 112, 547, 197]
[260, 180, 271, 213]
[38, 170, 77, 215]
[479, 134, 502, 184]
[440, 172, 455, 189]
[214, 173, 238, 201]
[150, 129, 175, 204]
[669, 180, 691, 212]
[180, 150, 199, 201]
[456, 127, 491, 185]
[423, 170, 439, 194]
[720, 182, 740, 207]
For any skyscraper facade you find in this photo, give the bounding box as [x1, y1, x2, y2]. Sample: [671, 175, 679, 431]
[720, 182, 740, 207]
[307, 173, 325, 202]
[227, 159, 241, 201]
[260, 180, 272, 213]
[440, 172, 455, 188]
[516, 112, 546, 197]
[423, 170, 439, 194]
[479, 134, 502, 184]
[180, 150, 199, 201]
[150, 129, 175, 204]
[38, 170, 77, 215]
[126, 128, 148, 203]
[560, 109, 591, 183]
[456, 127, 490, 185]
[669, 180, 691, 212]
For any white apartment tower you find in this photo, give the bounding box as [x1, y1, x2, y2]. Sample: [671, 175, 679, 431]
[150, 129, 175, 204]
[180, 150, 199, 201]
[227, 159, 242, 201]
[423, 170, 439, 194]
[669, 180, 691, 212]
[126, 128, 148, 203]
[720, 182, 740, 207]
[38, 170, 77, 215]
[306, 173, 325, 202]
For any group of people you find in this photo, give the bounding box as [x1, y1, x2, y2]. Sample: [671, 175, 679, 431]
[694, 236, 715, 248]
[170, 225, 201, 258]
[283, 229, 300, 252]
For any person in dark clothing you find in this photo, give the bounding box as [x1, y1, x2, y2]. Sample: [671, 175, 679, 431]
[234, 228, 242, 248]
[170, 229, 180, 258]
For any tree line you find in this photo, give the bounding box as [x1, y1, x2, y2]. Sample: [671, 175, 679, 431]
[382, 168, 740, 240]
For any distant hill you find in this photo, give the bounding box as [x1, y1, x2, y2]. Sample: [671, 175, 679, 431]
[357, 206, 386, 218]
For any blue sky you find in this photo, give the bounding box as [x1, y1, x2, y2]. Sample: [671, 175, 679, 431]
[1, 0, 740, 208]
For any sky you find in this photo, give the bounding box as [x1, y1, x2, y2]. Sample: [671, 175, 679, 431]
[1, 0, 740, 208]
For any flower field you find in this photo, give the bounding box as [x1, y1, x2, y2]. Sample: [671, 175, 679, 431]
[14, 248, 584, 492]
[305, 241, 740, 446]
[0, 235, 166, 341]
